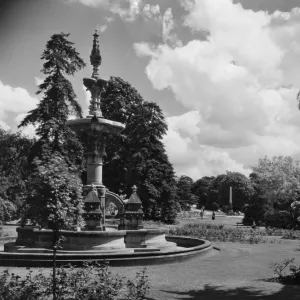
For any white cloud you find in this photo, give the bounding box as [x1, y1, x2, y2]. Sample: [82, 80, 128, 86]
[167, 111, 201, 137]
[162, 8, 181, 46]
[0, 120, 10, 131]
[142, 4, 160, 21]
[97, 24, 108, 33]
[163, 118, 251, 179]
[68, 0, 143, 22]
[14, 114, 37, 138]
[134, 0, 300, 178]
[0, 80, 38, 137]
[34, 77, 44, 86]
[67, 0, 110, 7]
[110, 0, 142, 22]
[0, 80, 38, 120]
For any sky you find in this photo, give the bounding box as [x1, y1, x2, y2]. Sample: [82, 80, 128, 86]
[1, 0, 300, 180]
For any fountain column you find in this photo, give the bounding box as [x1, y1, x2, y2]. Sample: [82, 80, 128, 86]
[66, 30, 125, 231]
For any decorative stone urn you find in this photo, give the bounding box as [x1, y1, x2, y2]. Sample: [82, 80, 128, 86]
[124, 185, 144, 230]
[82, 184, 103, 230]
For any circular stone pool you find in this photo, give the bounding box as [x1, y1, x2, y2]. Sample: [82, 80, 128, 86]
[0, 236, 213, 267]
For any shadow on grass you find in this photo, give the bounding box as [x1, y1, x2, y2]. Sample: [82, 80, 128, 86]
[147, 283, 300, 300]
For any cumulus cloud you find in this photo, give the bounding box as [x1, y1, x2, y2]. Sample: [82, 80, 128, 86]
[142, 4, 160, 21]
[14, 114, 37, 138]
[162, 8, 181, 46]
[67, 0, 143, 22]
[0, 80, 39, 136]
[111, 0, 142, 22]
[134, 0, 300, 179]
[66, 0, 110, 7]
[0, 80, 38, 119]
[0, 120, 10, 131]
[97, 24, 108, 33]
[163, 117, 251, 179]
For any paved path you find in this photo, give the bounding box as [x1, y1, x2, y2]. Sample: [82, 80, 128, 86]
[114, 242, 300, 300]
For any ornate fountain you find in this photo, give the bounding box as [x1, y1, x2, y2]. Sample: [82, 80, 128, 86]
[1, 31, 213, 266]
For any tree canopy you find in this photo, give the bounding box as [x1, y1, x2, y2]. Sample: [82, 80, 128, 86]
[18, 32, 85, 163]
[177, 175, 195, 210]
[218, 171, 255, 210]
[252, 156, 300, 209]
[100, 76, 178, 223]
[18, 32, 85, 230]
[23, 147, 84, 230]
[191, 176, 214, 208]
[0, 129, 34, 221]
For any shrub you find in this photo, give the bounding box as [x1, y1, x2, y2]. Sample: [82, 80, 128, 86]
[0, 262, 150, 300]
[169, 223, 267, 243]
[264, 210, 292, 229]
[270, 258, 300, 283]
[211, 202, 219, 211]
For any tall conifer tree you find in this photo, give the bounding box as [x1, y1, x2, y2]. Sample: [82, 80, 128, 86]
[19, 32, 86, 230]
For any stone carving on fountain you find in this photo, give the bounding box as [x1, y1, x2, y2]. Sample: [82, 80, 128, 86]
[124, 185, 144, 230]
[82, 184, 103, 230]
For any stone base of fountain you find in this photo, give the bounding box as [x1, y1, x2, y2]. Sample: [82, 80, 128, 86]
[1, 226, 215, 267]
[8, 226, 175, 252]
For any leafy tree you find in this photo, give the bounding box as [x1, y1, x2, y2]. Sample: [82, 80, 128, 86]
[218, 171, 255, 210]
[100, 76, 178, 223]
[252, 156, 300, 210]
[0, 129, 34, 219]
[206, 175, 225, 209]
[243, 172, 269, 225]
[211, 202, 219, 211]
[191, 176, 214, 208]
[177, 175, 194, 211]
[18, 32, 85, 165]
[23, 146, 84, 231]
[0, 198, 16, 224]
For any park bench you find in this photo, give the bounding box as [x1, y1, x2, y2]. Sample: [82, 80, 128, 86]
[236, 222, 253, 229]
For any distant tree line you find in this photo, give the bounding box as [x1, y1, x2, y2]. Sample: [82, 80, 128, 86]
[175, 156, 300, 228]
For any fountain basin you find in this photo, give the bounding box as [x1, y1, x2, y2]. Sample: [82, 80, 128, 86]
[1, 236, 213, 267]
[66, 117, 125, 135]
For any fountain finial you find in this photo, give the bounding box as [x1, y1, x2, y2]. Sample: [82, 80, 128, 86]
[90, 29, 102, 79]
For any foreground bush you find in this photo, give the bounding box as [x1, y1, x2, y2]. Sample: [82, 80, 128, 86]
[270, 258, 300, 284]
[264, 210, 292, 229]
[0, 262, 149, 300]
[169, 223, 268, 243]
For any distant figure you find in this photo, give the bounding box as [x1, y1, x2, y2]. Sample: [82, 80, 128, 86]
[200, 210, 204, 219]
[252, 220, 257, 230]
[212, 211, 215, 220]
